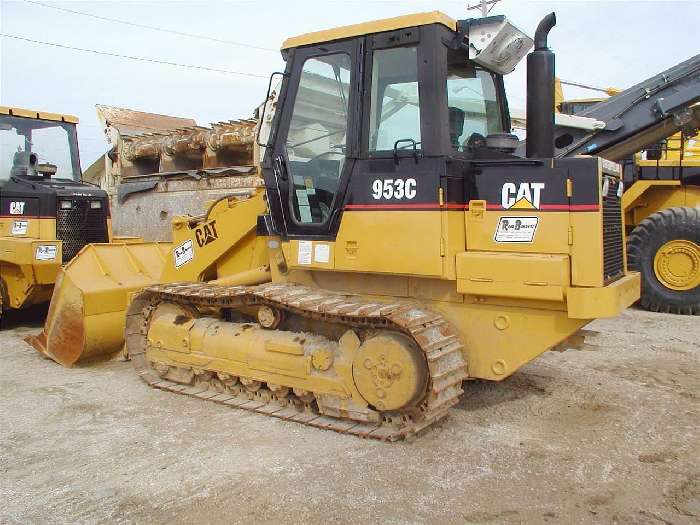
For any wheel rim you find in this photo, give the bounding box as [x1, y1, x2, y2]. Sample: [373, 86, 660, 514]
[653, 239, 700, 291]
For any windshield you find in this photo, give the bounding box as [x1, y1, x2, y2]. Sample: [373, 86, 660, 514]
[0, 114, 81, 185]
[446, 51, 504, 151]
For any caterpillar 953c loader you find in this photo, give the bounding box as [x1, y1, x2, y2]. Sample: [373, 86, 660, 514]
[29, 11, 640, 440]
[0, 107, 111, 323]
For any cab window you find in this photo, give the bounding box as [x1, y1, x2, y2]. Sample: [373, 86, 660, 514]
[369, 46, 421, 152]
[446, 51, 504, 151]
[284, 53, 351, 224]
[0, 115, 80, 184]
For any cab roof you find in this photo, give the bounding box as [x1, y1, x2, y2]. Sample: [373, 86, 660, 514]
[282, 11, 457, 50]
[0, 106, 79, 124]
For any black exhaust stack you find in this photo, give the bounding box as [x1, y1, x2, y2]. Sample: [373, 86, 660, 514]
[526, 12, 557, 158]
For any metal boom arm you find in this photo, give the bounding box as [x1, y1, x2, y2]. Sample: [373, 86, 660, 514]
[555, 54, 700, 161]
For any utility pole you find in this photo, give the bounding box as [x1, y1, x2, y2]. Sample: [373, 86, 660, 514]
[467, 0, 502, 17]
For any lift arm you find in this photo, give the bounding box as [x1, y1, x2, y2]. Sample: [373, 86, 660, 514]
[554, 54, 700, 161]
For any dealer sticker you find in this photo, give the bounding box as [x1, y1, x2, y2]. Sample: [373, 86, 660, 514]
[174, 239, 194, 268]
[35, 245, 57, 261]
[11, 220, 28, 235]
[494, 216, 539, 243]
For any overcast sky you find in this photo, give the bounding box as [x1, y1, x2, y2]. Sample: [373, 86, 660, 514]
[1, 0, 697, 169]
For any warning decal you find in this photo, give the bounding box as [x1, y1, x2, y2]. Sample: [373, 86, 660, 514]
[297, 240, 312, 265]
[314, 243, 330, 264]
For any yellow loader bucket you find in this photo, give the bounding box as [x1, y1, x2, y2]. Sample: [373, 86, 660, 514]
[27, 242, 170, 366]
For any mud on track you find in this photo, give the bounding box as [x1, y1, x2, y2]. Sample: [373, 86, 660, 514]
[1, 307, 698, 524]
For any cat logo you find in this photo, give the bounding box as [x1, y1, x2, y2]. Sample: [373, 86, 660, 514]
[501, 182, 545, 210]
[9, 201, 26, 215]
[195, 220, 218, 247]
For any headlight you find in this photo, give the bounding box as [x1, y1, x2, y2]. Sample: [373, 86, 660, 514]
[601, 178, 610, 197]
[90, 201, 102, 209]
[60, 200, 72, 209]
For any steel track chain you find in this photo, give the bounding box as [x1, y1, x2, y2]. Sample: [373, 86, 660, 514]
[126, 281, 468, 441]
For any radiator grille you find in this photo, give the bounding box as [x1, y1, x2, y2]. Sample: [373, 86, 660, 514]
[602, 177, 624, 282]
[56, 199, 108, 263]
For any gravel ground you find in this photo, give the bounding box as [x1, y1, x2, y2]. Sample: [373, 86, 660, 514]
[0, 306, 698, 524]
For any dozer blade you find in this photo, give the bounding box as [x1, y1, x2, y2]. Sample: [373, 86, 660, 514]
[27, 242, 170, 366]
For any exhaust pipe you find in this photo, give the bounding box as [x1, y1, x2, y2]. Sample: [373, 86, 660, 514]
[526, 12, 557, 158]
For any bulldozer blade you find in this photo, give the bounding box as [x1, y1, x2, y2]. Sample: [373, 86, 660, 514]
[26, 242, 170, 366]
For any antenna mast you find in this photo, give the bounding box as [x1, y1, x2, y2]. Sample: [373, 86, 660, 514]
[467, 0, 502, 17]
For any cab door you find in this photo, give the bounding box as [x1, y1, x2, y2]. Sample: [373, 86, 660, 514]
[266, 39, 361, 240]
[334, 28, 445, 277]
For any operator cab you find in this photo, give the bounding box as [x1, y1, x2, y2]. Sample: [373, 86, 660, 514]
[259, 12, 532, 239]
[0, 107, 110, 264]
[0, 110, 81, 187]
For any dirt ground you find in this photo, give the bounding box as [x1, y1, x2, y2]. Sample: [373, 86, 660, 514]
[0, 306, 698, 524]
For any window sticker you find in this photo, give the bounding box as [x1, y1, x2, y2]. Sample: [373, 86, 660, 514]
[304, 177, 316, 196]
[299, 206, 313, 223]
[296, 190, 309, 206]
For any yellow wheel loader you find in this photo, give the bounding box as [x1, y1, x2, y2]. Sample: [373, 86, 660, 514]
[553, 61, 700, 314]
[28, 11, 640, 440]
[0, 107, 111, 323]
[624, 133, 700, 314]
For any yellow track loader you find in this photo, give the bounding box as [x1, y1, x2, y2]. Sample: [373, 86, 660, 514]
[29, 11, 640, 440]
[0, 107, 112, 322]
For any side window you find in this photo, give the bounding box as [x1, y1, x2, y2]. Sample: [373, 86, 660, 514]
[31, 126, 75, 179]
[446, 53, 503, 151]
[0, 127, 24, 183]
[369, 47, 421, 152]
[285, 53, 351, 224]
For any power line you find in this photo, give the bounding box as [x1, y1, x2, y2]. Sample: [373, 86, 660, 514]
[0, 33, 270, 79]
[21, 0, 277, 52]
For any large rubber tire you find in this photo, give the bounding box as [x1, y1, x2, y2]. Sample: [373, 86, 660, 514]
[627, 207, 700, 315]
